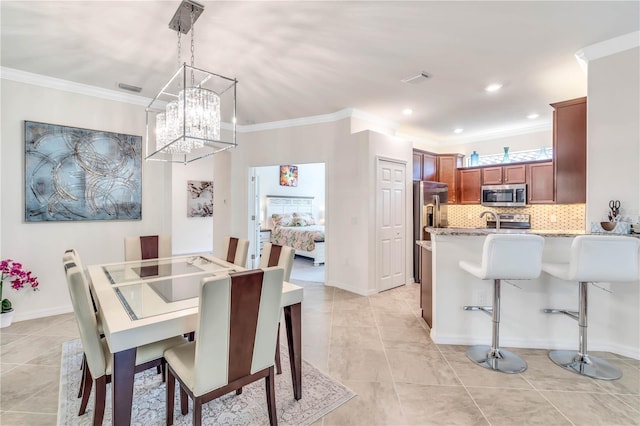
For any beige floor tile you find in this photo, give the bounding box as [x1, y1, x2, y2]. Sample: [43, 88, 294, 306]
[0, 364, 60, 412]
[1, 314, 71, 335]
[368, 296, 410, 312]
[444, 352, 533, 389]
[0, 411, 57, 425]
[615, 394, 640, 412]
[521, 355, 604, 392]
[436, 344, 468, 353]
[386, 349, 461, 386]
[333, 288, 362, 301]
[395, 382, 488, 425]
[304, 344, 329, 373]
[7, 372, 61, 414]
[1, 335, 70, 365]
[0, 333, 29, 347]
[323, 380, 406, 426]
[328, 346, 393, 382]
[373, 311, 424, 329]
[378, 325, 437, 352]
[332, 309, 376, 328]
[593, 359, 640, 395]
[0, 363, 20, 376]
[508, 347, 552, 357]
[331, 325, 383, 351]
[468, 387, 571, 425]
[542, 390, 640, 425]
[333, 296, 371, 311]
[33, 317, 79, 338]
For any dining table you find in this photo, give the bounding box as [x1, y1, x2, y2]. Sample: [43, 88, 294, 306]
[87, 254, 304, 426]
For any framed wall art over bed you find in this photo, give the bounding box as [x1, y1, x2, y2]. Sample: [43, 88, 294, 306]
[266, 195, 325, 265]
[24, 121, 142, 222]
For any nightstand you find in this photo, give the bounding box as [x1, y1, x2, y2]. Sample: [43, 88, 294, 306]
[259, 229, 271, 254]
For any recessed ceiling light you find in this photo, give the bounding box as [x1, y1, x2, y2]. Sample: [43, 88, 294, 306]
[454, 128, 464, 134]
[402, 108, 413, 116]
[527, 113, 540, 119]
[485, 83, 503, 92]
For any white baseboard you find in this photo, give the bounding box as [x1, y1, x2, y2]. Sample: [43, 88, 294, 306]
[13, 305, 74, 322]
[325, 280, 377, 296]
[431, 331, 640, 360]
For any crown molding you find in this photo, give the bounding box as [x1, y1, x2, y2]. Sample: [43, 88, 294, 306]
[0, 66, 153, 107]
[575, 31, 640, 65]
[233, 108, 397, 133]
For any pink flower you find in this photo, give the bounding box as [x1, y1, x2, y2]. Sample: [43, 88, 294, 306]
[1, 259, 40, 312]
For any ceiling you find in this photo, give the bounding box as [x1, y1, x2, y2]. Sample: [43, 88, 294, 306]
[1, 1, 639, 144]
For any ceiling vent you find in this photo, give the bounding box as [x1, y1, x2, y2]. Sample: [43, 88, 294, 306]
[117, 83, 142, 93]
[401, 71, 431, 85]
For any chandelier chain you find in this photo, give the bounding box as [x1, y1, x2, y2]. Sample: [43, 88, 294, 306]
[190, 8, 195, 86]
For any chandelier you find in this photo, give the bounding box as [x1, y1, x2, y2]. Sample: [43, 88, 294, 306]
[145, 0, 238, 164]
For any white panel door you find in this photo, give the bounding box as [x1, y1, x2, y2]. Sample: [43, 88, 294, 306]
[377, 159, 406, 292]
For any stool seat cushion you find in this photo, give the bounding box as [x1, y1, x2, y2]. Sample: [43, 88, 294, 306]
[543, 235, 640, 283]
[459, 234, 544, 280]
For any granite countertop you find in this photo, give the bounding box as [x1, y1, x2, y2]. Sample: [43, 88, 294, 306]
[424, 227, 586, 237]
[425, 227, 640, 238]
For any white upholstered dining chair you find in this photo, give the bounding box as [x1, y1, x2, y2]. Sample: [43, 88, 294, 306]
[259, 243, 295, 281]
[164, 267, 285, 426]
[124, 234, 172, 261]
[222, 236, 250, 267]
[63, 261, 185, 425]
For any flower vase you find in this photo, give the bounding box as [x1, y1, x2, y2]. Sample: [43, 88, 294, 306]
[1, 309, 14, 328]
[470, 151, 479, 166]
[502, 147, 510, 163]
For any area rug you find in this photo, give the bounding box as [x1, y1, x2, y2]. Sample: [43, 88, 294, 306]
[58, 340, 355, 425]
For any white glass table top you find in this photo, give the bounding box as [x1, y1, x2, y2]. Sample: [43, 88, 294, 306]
[100, 255, 237, 321]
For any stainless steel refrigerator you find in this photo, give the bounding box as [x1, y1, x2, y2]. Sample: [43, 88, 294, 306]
[413, 181, 448, 283]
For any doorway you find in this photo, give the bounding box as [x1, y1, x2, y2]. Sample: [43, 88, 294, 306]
[249, 163, 326, 283]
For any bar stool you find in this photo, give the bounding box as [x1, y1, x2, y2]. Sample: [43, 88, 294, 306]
[542, 235, 640, 380]
[460, 234, 545, 373]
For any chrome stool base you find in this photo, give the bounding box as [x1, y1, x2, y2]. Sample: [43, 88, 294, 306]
[466, 345, 527, 374]
[548, 350, 622, 380]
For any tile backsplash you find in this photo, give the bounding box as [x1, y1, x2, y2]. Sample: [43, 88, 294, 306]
[447, 204, 585, 230]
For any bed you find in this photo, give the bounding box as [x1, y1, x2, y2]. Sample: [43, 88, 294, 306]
[266, 195, 325, 266]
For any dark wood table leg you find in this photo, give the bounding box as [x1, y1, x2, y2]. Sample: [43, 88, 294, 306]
[284, 302, 302, 400]
[112, 347, 137, 425]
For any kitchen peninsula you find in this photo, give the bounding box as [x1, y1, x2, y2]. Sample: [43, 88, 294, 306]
[420, 227, 640, 359]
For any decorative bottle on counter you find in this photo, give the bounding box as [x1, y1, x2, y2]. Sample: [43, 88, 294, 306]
[470, 151, 479, 166]
[502, 146, 510, 163]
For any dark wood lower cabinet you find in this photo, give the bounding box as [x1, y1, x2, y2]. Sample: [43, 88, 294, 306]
[420, 245, 432, 327]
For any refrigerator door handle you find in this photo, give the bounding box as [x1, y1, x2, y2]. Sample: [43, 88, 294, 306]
[433, 194, 440, 227]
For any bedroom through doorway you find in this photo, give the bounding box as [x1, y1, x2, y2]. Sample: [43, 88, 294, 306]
[250, 163, 326, 285]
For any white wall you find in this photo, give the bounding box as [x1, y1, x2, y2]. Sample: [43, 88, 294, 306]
[586, 47, 640, 225]
[257, 163, 326, 227]
[171, 158, 214, 255]
[0, 79, 171, 320]
[0, 78, 219, 321]
[226, 119, 414, 296]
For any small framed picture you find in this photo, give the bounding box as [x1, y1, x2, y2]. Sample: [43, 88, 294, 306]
[187, 180, 213, 217]
[280, 165, 298, 187]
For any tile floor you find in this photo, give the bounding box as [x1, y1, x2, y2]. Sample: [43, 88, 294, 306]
[1, 282, 639, 425]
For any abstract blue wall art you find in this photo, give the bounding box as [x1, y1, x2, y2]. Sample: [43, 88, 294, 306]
[24, 121, 142, 222]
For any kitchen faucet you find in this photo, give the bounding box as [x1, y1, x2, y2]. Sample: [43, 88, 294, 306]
[480, 210, 500, 230]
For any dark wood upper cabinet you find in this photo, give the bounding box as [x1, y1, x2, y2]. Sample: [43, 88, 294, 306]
[503, 165, 526, 184]
[422, 153, 437, 181]
[459, 169, 482, 204]
[412, 149, 438, 181]
[527, 161, 554, 204]
[482, 167, 503, 185]
[482, 164, 526, 185]
[552, 97, 586, 203]
[437, 154, 463, 203]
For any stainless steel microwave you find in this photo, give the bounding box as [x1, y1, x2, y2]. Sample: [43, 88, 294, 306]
[481, 184, 527, 207]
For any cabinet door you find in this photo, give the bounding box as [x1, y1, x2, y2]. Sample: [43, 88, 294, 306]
[527, 162, 554, 204]
[437, 155, 462, 203]
[412, 152, 423, 181]
[420, 246, 433, 327]
[552, 97, 586, 203]
[459, 169, 482, 204]
[422, 153, 437, 182]
[482, 167, 503, 185]
[503, 165, 526, 184]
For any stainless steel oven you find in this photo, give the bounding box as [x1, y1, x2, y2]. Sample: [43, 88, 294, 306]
[481, 184, 527, 207]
